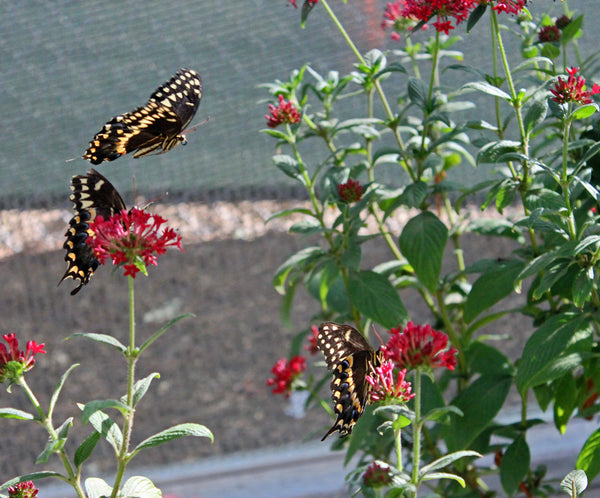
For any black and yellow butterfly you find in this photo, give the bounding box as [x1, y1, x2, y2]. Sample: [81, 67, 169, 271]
[83, 68, 202, 164]
[317, 322, 384, 440]
[59, 169, 126, 295]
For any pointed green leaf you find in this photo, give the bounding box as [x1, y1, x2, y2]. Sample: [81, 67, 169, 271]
[36, 417, 72, 464]
[121, 476, 162, 498]
[1, 472, 65, 490]
[131, 423, 213, 457]
[127, 372, 160, 407]
[408, 77, 427, 108]
[524, 99, 547, 134]
[67, 333, 126, 352]
[74, 431, 101, 468]
[553, 373, 577, 434]
[139, 313, 194, 354]
[348, 270, 408, 328]
[49, 363, 79, 421]
[500, 435, 530, 496]
[0, 408, 35, 420]
[561, 470, 588, 495]
[420, 450, 481, 476]
[570, 103, 598, 121]
[80, 403, 123, 454]
[576, 429, 600, 482]
[459, 81, 511, 100]
[85, 477, 113, 498]
[399, 211, 448, 293]
[467, 3, 487, 32]
[81, 399, 129, 425]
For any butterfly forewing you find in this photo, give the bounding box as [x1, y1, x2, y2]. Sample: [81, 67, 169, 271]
[317, 322, 383, 440]
[83, 68, 202, 164]
[59, 169, 126, 295]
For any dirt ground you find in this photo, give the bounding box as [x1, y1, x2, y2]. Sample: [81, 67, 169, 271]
[0, 201, 526, 484]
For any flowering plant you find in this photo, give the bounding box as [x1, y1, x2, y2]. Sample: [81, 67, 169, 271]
[264, 0, 600, 496]
[0, 204, 212, 497]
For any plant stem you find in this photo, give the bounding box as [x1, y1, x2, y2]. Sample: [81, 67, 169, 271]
[17, 377, 86, 498]
[111, 276, 138, 498]
[409, 372, 423, 497]
[561, 115, 577, 240]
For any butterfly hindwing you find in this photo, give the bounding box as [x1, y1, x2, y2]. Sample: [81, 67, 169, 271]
[83, 68, 202, 164]
[317, 322, 383, 440]
[59, 169, 126, 295]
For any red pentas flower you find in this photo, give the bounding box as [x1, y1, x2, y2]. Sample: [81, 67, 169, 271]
[538, 25, 561, 43]
[87, 207, 183, 278]
[397, 0, 477, 35]
[381, 321, 457, 371]
[0, 334, 46, 384]
[337, 178, 363, 203]
[265, 94, 301, 128]
[363, 461, 393, 488]
[305, 325, 320, 355]
[266, 355, 306, 397]
[555, 15, 572, 30]
[7, 481, 39, 498]
[366, 360, 415, 404]
[551, 67, 600, 106]
[484, 0, 527, 15]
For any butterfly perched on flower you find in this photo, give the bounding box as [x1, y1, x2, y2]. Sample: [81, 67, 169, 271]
[83, 68, 202, 164]
[317, 322, 384, 440]
[59, 169, 126, 295]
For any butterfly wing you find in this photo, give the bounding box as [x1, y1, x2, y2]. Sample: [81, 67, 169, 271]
[83, 68, 202, 164]
[317, 322, 382, 440]
[59, 169, 126, 295]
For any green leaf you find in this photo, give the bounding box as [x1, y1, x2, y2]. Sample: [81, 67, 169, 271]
[139, 313, 194, 354]
[408, 77, 427, 108]
[577, 429, 600, 482]
[348, 270, 408, 329]
[37, 417, 72, 464]
[121, 476, 162, 498]
[466, 3, 487, 32]
[81, 399, 129, 425]
[500, 435, 530, 496]
[467, 342, 515, 376]
[464, 259, 524, 323]
[515, 313, 592, 395]
[273, 246, 324, 294]
[573, 269, 594, 309]
[443, 375, 511, 452]
[0, 472, 65, 491]
[477, 140, 521, 164]
[74, 431, 101, 468]
[272, 154, 303, 182]
[49, 363, 79, 421]
[83, 406, 123, 455]
[85, 477, 113, 498]
[131, 423, 213, 457]
[561, 470, 588, 495]
[123, 372, 161, 408]
[458, 81, 511, 101]
[0, 408, 35, 420]
[570, 103, 598, 121]
[420, 450, 481, 476]
[300, 0, 317, 27]
[399, 211, 448, 293]
[67, 332, 126, 352]
[553, 373, 577, 434]
[524, 99, 547, 134]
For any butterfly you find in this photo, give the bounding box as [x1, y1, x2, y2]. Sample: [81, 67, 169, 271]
[83, 68, 203, 164]
[317, 322, 384, 440]
[59, 169, 126, 295]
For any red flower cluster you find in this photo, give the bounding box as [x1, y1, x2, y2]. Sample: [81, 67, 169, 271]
[265, 94, 301, 128]
[382, 322, 457, 371]
[7, 481, 39, 498]
[287, 0, 318, 7]
[366, 360, 415, 404]
[486, 0, 527, 15]
[555, 15, 572, 30]
[394, 0, 477, 35]
[0, 334, 46, 384]
[305, 325, 320, 355]
[538, 25, 561, 43]
[337, 178, 364, 203]
[551, 67, 600, 105]
[87, 208, 183, 278]
[362, 461, 393, 488]
[266, 355, 306, 396]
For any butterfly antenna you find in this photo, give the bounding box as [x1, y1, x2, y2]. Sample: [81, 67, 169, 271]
[372, 324, 385, 346]
[141, 192, 168, 210]
[182, 115, 210, 135]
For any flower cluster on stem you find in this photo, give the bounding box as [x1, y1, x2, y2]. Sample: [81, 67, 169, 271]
[0, 333, 45, 385]
[266, 355, 306, 396]
[265, 94, 301, 128]
[366, 360, 414, 404]
[551, 67, 600, 105]
[7, 481, 39, 498]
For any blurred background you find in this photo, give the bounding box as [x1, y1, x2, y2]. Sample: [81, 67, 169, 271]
[1, 0, 598, 495]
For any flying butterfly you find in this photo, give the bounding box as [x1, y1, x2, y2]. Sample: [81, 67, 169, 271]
[83, 68, 203, 164]
[59, 169, 126, 295]
[317, 322, 384, 440]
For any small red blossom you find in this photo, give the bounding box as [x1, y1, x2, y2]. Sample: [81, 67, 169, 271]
[87, 208, 183, 279]
[7, 481, 38, 498]
[265, 94, 301, 128]
[551, 67, 600, 105]
[363, 461, 393, 488]
[337, 178, 364, 203]
[266, 355, 306, 397]
[538, 25, 561, 43]
[555, 15, 572, 30]
[381, 322, 457, 371]
[394, 0, 477, 35]
[0, 334, 46, 384]
[486, 0, 527, 15]
[366, 360, 414, 404]
[305, 326, 319, 355]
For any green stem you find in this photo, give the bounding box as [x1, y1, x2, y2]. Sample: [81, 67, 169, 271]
[17, 377, 86, 498]
[111, 276, 138, 498]
[409, 372, 423, 497]
[560, 116, 577, 240]
[395, 422, 403, 473]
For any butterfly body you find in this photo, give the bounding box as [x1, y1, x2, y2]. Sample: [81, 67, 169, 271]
[60, 169, 126, 295]
[83, 68, 202, 164]
[317, 322, 384, 440]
